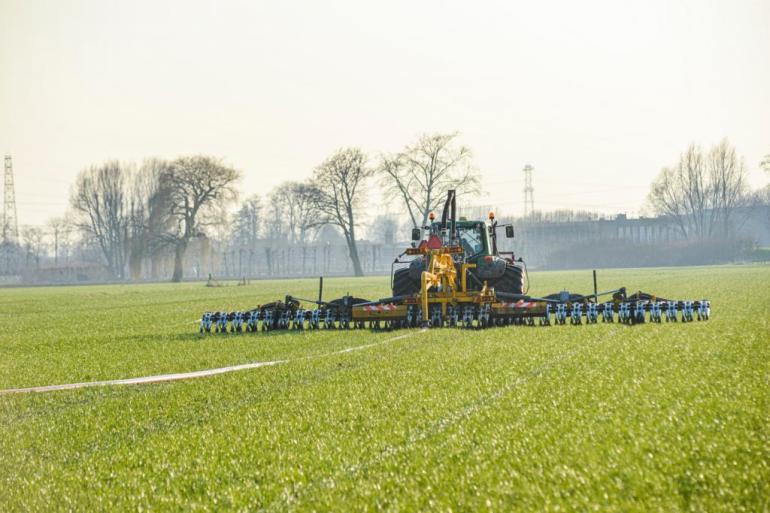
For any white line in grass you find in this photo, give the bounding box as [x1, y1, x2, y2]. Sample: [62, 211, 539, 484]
[0, 330, 424, 396]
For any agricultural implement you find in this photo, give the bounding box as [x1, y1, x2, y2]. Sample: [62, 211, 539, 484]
[199, 190, 710, 333]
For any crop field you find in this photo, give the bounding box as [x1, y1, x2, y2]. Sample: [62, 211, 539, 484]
[1, 265, 768, 512]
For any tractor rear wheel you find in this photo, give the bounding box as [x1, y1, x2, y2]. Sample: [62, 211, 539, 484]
[493, 263, 525, 295]
[393, 267, 420, 297]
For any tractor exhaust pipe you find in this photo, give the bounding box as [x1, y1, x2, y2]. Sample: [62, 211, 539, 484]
[440, 189, 457, 242]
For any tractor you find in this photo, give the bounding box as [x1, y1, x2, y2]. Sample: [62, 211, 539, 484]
[392, 189, 525, 298]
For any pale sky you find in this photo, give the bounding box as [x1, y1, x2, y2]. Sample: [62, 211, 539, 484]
[1, 0, 769, 227]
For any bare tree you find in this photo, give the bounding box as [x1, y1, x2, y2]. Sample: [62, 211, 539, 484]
[232, 195, 262, 248]
[649, 140, 748, 240]
[649, 165, 686, 238]
[58, 215, 76, 266]
[47, 216, 74, 266]
[706, 139, 747, 237]
[229, 196, 263, 278]
[367, 215, 400, 244]
[160, 155, 240, 282]
[379, 132, 479, 228]
[70, 161, 132, 278]
[314, 148, 373, 276]
[21, 226, 45, 269]
[271, 182, 322, 244]
[126, 159, 173, 280]
[752, 154, 770, 229]
[761, 154, 770, 174]
[264, 191, 287, 241]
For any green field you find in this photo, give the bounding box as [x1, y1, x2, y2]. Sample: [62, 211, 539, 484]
[1, 266, 768, 512]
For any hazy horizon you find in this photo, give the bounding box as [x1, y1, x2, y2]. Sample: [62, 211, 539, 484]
[1, 0, 768, 227]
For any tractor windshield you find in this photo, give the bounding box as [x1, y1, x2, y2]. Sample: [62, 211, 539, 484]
[457, 223, 485, 256]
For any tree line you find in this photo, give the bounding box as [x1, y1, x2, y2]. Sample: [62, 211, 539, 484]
[5, 136, 767, 282]
[648, 139, 766, 240]
[59, 132, 478, 280]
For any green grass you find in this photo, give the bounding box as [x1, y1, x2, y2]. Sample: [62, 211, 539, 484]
[1, 265, 769, 511]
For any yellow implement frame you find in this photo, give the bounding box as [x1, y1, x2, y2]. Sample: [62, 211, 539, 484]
[419, 246, 489, 323]
[351, 245, 548, 324]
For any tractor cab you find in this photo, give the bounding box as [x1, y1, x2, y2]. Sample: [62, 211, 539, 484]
[427, 220, 490, 261]
[413, 213, 511, 264]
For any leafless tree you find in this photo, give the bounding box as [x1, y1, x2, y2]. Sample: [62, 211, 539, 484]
[271, 182, 322, 244]
[649, 140, 748, 239]
[21, 226, 45, 269]
[706, 140, 748, 237]
[70, 161, 132, 278]
[649, 164, 688, 238]
[761, 154, 770, 174]
[264, 192, 287, 241]
[367, 215, 400, 244]
[314, 148, 373, 276]
[227, 195, 263, 278]
[159, 155, 240, 282]
[751, 154, 770, 228]
[232, 195, 262, 247]
[47, 216, 74, 266]
[126, 159, 173, 280]
[379, 132, 479, 228]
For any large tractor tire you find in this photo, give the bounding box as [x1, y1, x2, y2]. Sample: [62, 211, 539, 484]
[493, 263, 525, 295]
[392, 267, 420, 297]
